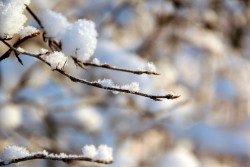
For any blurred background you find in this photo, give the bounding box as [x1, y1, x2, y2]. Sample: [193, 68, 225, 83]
[0, 0, 250, 166]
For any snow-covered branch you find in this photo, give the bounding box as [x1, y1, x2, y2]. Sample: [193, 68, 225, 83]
[72, 57, 160, 75]
[0, 39, 180, 101]
[0, 145, 113, 166]
[0, 2, 179, 101]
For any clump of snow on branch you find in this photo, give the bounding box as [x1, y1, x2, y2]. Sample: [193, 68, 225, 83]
[2, 145, 30, 162]
[39, 10, 97, 62]
[98, 79, 140, 94]
[39, 10, 69, 39]
[39, 48, 49, 54]
[0, 104, 21, 131]
[17, 47, 25, 53]
[121, 82, 140, 92]
[92, 58, 100, 65]
[144, 62, 157, 72]
[0, 0, 30, 38]
[82, 145, 97, 159]
[61, 19, 98, 61]
[98, 79, 115, 87]
[97, 79, 119, 94]
[18, 26, 39, 38]
[82, 145, 113, 162]
[45, 51, 68, 70]
[0, 145, 112, 164]
[94, 145, 113, 162]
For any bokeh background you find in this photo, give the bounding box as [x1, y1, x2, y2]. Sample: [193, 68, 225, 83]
[0, 0, 250, 166]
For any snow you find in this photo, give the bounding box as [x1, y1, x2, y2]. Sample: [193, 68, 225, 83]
[98, 79, 114, 87]
[98, 79, 140, 93]
[0, 104, 21, 131]
[121, 82, 140, 92]
[17, 47, 25, 53]
[92, 58, 100, 65]
[61, 19, 98, 61]
[94, 145, 113, 162]
[159, 144, 200, 167]
[18, 26, 39, 38]
[144, 62, 157, 72]
[39, 10, 70, 39]
[82, 145, 97, 159]
[45, 51, 68, 70]
[0, 0, 30, 38]
[2, 145, 30, 162]
[39, 48, 49, 54]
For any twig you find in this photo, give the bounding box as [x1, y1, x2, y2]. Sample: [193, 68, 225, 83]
[57, 70, 180, 101]
[25, 5, 44, 29]
[0, 37, 12, 40]
[0, 152, 113, 166]
[0, 32, 41, 62]
[24, 5, 160, 76]
[72, 57, 160, 75]
[0, 41, 180, 101]
[25, 5, 61, 51]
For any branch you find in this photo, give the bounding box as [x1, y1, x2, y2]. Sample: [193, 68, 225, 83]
[0, 151, 113, 166]
[56, 70, 179, 101]
[0, 32, 41, 62]
[24, 6, 159, 76]
[25, 5, 44, 29]
[25, 5, 61, 51]
[0, 37, 12, 40]
[0, 41, 180, 101]
[72, 57, 160, 75]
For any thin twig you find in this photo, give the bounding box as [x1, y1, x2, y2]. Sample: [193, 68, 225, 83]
[72, 57, 160, 75]
[0, 32, 41, 62]
[25, 5, 62, 52]
[0, 152, 113, 166]
[57, 70, 179, 101]
[0, 41, 180, 101]
[24, 5, 159, 76]
[0, 37, 12, 40]
[25, 5, 44, 29]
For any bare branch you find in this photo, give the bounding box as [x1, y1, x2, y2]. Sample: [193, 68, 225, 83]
[0, 41, 180, 101]
[72, 57, 160, 75]
[0, 152, 113, 166]
[25, 5, 44, 29]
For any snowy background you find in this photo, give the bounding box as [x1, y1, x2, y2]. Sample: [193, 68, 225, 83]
[0, 0, 250, 166]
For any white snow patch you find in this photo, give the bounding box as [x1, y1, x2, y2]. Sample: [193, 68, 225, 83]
[39, 10, 70, 39]
[2, 145, 30, 162]
[82, 145, 97, 159]
[46, 51, 68, 70]
[19, 26, 39, 38]
[61, 19, 97, 61]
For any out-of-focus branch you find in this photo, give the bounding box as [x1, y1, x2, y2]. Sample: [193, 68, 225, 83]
[10, 62, 43, 96]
